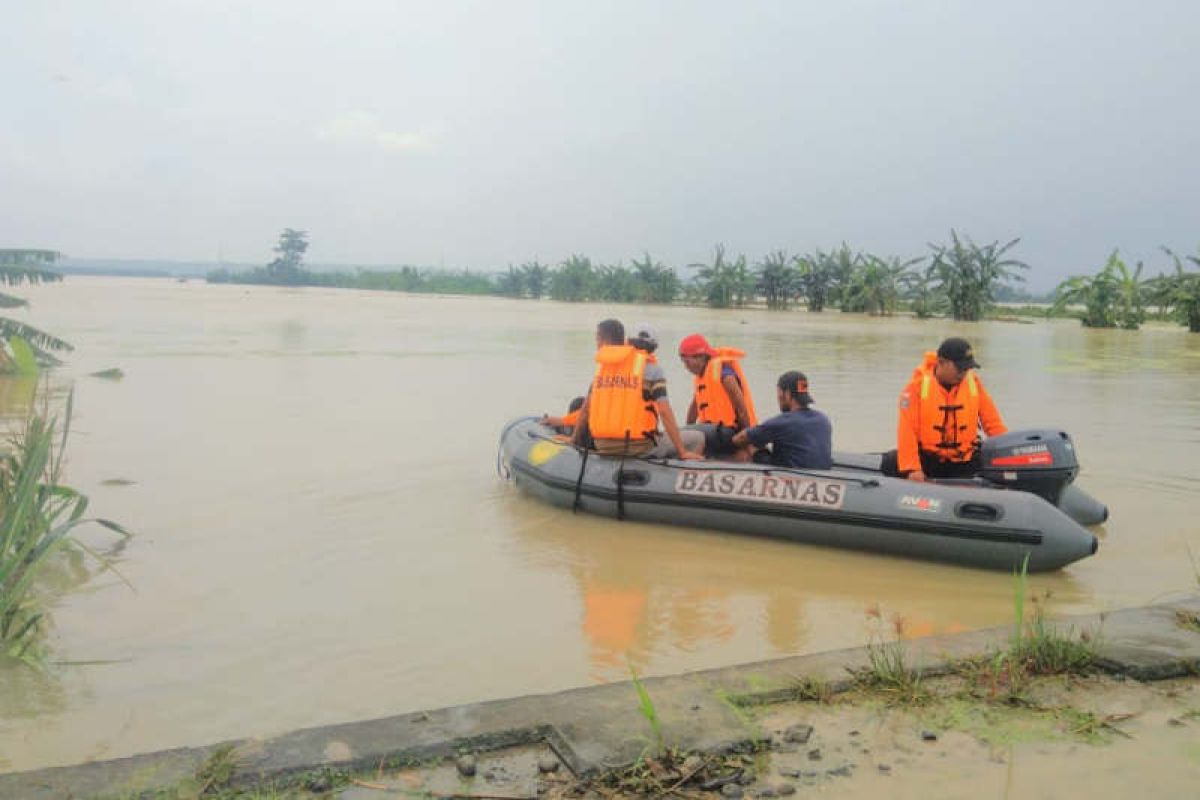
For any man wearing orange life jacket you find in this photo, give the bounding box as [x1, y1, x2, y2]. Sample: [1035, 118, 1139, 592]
[572, 320, 704, 459]
[881, 337, 1007, 481]
[678, 333, 758, 460]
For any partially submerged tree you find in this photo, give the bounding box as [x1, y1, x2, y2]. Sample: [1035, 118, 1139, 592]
[549, 254, 594, 302]
[1052, 250, 1148, 329]
[1155, 246, 1200, 333]
[692, 244, 753, 309]
[755, 250, 798, 310]
[927, 231, 1029, 321]
[629, 253, 679, 304]
[0, 250, 73, 370]
[845, 255, 924, 316]
[519, 260, 549, 299]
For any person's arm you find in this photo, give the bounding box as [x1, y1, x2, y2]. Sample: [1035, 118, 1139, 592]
[721, 373, 753, 430]
[685, 396, 698, 425]
[896, 386, 924, 480]
[571, 395, 591, 447]
[731, 428, 752, 448]
[656, 398, 703, 460]
[977, 383, 1007, 437]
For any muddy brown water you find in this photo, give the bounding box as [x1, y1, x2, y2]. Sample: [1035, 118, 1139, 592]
[0, 277, 1197, 772]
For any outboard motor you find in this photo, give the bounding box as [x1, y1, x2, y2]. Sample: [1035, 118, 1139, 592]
[978, 429, 1079, 505]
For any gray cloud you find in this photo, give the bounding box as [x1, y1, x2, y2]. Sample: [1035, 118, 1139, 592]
[1, 0, 1197, 289]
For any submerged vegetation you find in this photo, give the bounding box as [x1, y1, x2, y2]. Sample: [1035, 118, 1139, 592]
[0, 400, 129, 665]
[210, 229, 1200, 331]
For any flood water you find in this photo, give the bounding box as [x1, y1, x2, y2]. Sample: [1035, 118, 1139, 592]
[1, 277, 1198, 772]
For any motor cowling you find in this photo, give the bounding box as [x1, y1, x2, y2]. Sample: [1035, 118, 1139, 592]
[978, 429, 1080, 505]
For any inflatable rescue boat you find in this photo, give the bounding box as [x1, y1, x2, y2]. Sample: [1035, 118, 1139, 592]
[498, 419, 1103, 572]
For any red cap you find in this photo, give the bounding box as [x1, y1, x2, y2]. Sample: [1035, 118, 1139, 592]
[678, 334, 715, 357]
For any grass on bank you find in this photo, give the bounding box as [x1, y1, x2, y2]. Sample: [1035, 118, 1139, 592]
[843, 559, 1097, 709]
[0, 397, 130, 665]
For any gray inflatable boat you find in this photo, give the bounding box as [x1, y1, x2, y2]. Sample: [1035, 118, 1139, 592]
[498, 418, 1100, 572]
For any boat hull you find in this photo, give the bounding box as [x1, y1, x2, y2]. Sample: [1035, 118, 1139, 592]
[499, 419, 1098, 572]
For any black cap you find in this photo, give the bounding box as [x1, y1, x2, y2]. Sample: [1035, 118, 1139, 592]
[937, 337, 980, 370]
[777, 370, 814, 404]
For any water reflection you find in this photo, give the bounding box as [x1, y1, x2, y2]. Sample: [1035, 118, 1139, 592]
[506, 495, 1090, 683]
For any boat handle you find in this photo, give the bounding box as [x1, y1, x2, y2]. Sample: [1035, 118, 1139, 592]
[955, 502, 1002, 522]
[614, 469, 649, 486]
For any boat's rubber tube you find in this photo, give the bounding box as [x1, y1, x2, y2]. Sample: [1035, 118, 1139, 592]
[831, 450, 1108, 528]
[500, 419, 1098, 572]
[1057, 483, 1109, 526]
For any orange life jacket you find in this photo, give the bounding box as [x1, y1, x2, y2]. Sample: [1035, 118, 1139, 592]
[589, 345, 659, 441]
[911, 353, 983, 463]
[693, 347, 757, 428]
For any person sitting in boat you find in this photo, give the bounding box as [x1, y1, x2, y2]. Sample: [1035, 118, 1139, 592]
[541, 396, 585, 435]
[677, 334, 758, 461]
[572, 319, 704, 460]
[731, 371, 833, 469]
[881, 337, 1007, 482]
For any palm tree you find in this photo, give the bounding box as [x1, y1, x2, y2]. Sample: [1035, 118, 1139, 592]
[0, 250, 73, 370]
[927, 231, 1029, 321]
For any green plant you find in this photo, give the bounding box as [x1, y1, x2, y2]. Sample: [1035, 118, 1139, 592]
[195, 744, 240, 795]
[850, 607, 928, 704]
[958, 558, 1096, 700]
[691, 244, 753, 309]
[548, 254, 595, 302]
[1155, 246, 1200, 332]
[1, 398, 130, 665]
[0, 249, 73, 369]
[629, 664, 665, 755]
[927, 230, 1029, 321]
[630, 253, 680, 304]
[1009, 560, 1095, 676]
[754, 250, 798, 310]
[789, 673, 833, 703]
[1052, 250, 1148, 329]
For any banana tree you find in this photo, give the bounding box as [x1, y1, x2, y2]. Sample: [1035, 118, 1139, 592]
[1156, 247, 1200, 332]
[927, 231, 1029, 321]
[755, 250, 798, 310]
[0, 250, 73, 371]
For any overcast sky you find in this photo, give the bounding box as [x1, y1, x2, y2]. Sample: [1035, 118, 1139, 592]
[3, 1, 1197, 289]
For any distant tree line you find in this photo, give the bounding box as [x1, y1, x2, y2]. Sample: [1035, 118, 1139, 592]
[208, 229, 1200, 331]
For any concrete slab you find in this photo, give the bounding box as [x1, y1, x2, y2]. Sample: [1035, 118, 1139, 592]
[2, 596, 1197, 799]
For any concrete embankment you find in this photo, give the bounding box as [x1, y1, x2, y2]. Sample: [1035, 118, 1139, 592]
[3, 596, 1199, 799]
